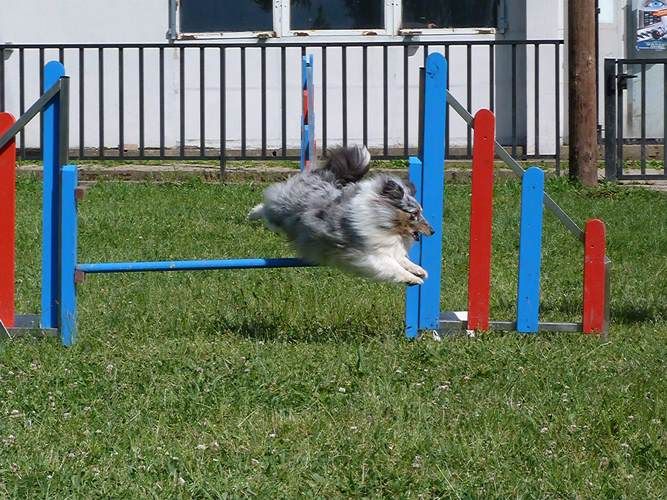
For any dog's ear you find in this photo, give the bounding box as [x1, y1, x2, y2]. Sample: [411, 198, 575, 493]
[381, 179, 405, 201]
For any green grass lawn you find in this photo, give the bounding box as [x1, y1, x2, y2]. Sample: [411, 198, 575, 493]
[2, 176, 666, 497]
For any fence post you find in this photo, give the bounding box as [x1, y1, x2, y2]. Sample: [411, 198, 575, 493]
[41, 61, 66, 329]
[59, 165, 78, 346]
[604, 59, 617, 181]
[0, 112, 16, 329]
[418, 53, 447, 331]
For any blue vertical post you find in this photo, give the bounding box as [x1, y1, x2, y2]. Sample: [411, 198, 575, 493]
[405, 156, 423, 339]
[59, 165, 78, 346]
[300, 124, 310, 172]
[307, 55, 316, 170]
[41, 61, 65, 329]
[516, 167, 545, 334]
[300, 55, 309, 172]
[418, 53, 447, 331]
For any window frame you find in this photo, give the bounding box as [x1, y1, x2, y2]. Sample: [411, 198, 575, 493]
[281, 0, 395, 38]
[168, 0, 504, 41]
[169, 0, 281, 41]
[397, 0, 504, 36]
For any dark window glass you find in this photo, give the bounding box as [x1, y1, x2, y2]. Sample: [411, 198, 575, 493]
[180, 0, 273, 33]
[402, 0, 498, 29]
[291, 0, 384, 30]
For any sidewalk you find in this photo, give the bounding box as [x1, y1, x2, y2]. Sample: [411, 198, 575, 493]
[616, 169, 667, 193]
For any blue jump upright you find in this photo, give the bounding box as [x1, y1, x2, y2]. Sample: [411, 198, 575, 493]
[60, 165, 78, 346]
[300, 54, 315, 172]
[405, 156, 424, 339]
[405, 53, 448, 337]
[516, 167, 545, 334]
[41, 61, 66, 330]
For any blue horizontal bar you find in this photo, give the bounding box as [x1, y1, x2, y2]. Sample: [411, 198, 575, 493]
[77, 258, 314, 274]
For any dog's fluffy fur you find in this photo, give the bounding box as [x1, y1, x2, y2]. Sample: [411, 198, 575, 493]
[248, 145, 434, 285]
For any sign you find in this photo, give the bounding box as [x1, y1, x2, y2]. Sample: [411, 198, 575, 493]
[637, 1, 667, 50]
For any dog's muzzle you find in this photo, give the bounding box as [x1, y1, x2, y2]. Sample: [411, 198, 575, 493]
[412, 223, 434, 240]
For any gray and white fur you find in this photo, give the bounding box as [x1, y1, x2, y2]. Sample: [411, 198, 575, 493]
[248, 145, 434, 285]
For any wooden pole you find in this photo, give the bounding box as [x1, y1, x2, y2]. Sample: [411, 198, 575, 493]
[568, 0, 599, 186]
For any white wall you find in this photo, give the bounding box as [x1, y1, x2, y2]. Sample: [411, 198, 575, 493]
[525, 0, 566, 155]
[0, 1, 168, 44]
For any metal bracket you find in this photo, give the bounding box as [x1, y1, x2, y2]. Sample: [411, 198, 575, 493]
[616, 73, 637, 91]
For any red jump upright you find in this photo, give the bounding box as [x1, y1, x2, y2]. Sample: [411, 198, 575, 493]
[467, 109, 496, 331]
[583, 219, 608, 334]
[0, 112, 16, 328]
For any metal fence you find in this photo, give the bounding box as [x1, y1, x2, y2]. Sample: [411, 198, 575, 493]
[604, 58, 667, 181]
[0, 40, 564, 171]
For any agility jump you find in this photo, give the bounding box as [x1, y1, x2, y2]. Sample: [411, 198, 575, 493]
[405, 54, 609, 338]
[0, 53, 609, 346]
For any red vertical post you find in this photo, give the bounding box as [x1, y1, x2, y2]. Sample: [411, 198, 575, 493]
[467, 109, 496, 331]
[0, 112, 16, 328]
[583, 219, 607, 334]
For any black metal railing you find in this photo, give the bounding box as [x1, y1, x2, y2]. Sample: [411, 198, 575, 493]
[0, 40, 564, 173]
[604, 57, 667, 181]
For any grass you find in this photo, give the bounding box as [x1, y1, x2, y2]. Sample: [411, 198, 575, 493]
[1, 176, 666, 497]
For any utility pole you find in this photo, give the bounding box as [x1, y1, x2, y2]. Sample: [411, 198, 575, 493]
[568, 0, 598, 186]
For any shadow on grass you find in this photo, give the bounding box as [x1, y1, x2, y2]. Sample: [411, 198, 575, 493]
[611, 304, 667, 325]
[536, 293, 666, 327]
[205, 313, 398, 344]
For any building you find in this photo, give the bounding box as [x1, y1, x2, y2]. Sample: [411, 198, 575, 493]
[0, 1, 655, 163]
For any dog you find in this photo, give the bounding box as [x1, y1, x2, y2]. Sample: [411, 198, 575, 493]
[248, 145, 434, 285]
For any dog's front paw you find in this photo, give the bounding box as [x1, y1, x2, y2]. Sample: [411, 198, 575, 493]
[403, 275, 424, 286]
[412, 266, 428, 279]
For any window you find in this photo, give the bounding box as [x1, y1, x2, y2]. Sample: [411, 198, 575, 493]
[291, 0, 384, 31]
[171, 0, 502, 39]
[402, 0, 499, 30]
[178, 0, 274, 34]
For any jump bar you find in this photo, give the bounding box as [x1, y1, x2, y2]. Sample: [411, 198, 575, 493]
[76, 258, 314, 274]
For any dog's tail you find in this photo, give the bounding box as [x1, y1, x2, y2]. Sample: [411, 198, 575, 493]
[315, 145, 371, 185]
